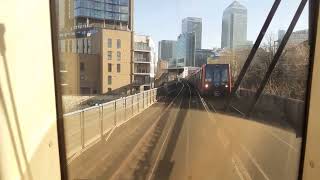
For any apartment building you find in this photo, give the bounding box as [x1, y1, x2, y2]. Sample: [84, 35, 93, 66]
[59, 28, 132, 94]
[133, 35, 156, 91]
[58, 0, 134, 95]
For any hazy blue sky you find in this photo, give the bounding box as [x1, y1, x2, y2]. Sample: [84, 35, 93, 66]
[134, 0, 309, 49]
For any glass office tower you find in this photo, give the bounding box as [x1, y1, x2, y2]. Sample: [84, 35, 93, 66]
[182, 17, 202, 50]
[175, 32, 196, 67]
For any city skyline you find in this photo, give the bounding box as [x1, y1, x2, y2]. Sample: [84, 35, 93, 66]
[135, 0, 309, 49]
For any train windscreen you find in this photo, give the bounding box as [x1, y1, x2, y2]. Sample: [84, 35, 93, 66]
[206, 66, 228, 84]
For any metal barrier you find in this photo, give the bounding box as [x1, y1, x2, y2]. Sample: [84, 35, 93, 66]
[63, 88, 158, 158]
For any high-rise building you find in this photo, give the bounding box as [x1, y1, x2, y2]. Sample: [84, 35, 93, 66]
[158, 40, 177, 62]
[195, 49, 216, 67]
[182, 17, 202, 49]
[175, 32, 196, 68]
[278, 30, 286, 42]
[221, 1, 248, 49]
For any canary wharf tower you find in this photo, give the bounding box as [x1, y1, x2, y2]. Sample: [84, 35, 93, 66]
[221, 1, 248, 49]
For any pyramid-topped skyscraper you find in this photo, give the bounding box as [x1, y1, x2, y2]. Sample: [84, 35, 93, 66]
[221, 1, 248, 49]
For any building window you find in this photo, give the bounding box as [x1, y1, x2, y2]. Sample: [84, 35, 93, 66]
[117, 64, 121, 73]
[108, 51, 112, 60]
[117, 39, 121, 49]
[108, 63, 112, 72]
[117, 51, 121, 61]
[108, 76, 112, 85]
[108, 38, 112, 48]
[108, 88, 112, 92]
[80, 62, 85, 71]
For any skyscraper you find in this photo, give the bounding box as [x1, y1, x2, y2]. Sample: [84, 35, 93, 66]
[158, 40, 177, 61]
[221, 1, 248, 49]
[175, 32, 196, 67]
[182, 17, 202, 49]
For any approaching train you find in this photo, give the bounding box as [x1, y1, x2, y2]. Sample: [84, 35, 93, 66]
[189, 64, 232, 96]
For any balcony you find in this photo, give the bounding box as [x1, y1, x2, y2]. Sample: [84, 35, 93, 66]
[132, 79, 151, 86]
[134, 42, 151, 52]
[133, 69, 151, 75]
[133, 58, 151, 64]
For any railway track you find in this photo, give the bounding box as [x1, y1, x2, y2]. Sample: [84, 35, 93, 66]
[109, 82, 188, 180]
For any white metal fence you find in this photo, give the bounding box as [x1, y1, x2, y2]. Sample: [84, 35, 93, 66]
[63, 89, 158, 158]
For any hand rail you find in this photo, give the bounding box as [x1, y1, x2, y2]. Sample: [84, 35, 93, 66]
[63, 88, 159, 159]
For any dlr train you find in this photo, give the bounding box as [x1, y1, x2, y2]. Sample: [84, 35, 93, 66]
[189, 64, 232, 96]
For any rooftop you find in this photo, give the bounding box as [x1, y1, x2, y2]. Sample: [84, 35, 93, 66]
[226, 0, 247, 10]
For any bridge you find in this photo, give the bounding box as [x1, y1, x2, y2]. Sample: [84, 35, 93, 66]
[64, 80, 303, 180]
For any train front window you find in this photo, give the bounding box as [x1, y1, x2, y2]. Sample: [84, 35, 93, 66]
[221, 68, 228, 84]
[205, 67, 213, 82]
[213, 70, 221, 84]
[51, 0, 313, 179]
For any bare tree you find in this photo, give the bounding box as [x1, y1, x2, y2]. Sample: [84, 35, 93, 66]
[232, 32, 309, 100]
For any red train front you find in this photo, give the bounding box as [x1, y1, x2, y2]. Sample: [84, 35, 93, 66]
[189, 64, 232, 96]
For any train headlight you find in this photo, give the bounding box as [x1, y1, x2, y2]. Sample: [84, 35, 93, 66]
[205, 84, 209, 88]
[225, 84, 229, 88]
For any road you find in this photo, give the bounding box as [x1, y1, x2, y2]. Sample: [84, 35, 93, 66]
[67, 81, 303, 180]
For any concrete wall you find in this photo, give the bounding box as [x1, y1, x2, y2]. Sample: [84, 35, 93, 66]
[238, 89, 305, 136]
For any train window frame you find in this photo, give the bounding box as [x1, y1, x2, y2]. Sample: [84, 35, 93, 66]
[48, 0, 319, 180]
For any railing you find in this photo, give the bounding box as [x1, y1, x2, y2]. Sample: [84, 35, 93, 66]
[63, 88, 158, 159]
[134, 69, 151, 74]
[133, 79, 151, 85]
[134, 43, 151, 51]
[134, 58, 151, 63]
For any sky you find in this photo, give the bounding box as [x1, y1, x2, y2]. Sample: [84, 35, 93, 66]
[134, 0, 309, 49]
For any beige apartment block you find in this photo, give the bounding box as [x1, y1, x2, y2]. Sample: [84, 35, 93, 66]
[100, 29, 132, 93]
[59, 28, 133, 95]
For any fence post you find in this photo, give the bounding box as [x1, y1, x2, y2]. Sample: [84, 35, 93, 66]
[124, 97, 127, 121]
[114, 101, 117, 126]
[143, 92, 145, 109]
[81, 110, 85, 149]
[151, 90, 153, 103]
[132, 95, 134, 116]
[100, 105, 103, 138]
[138, 94, 140, 112]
